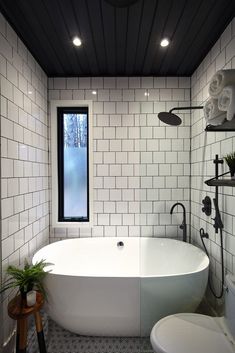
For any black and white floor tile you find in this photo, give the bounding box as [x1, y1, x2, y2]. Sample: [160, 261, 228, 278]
[29, 315, 153, 353]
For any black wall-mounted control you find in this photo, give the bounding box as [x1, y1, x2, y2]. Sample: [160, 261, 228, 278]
[202, 196, 212, 216]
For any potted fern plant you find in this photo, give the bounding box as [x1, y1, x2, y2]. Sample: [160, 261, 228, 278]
[224, 152, 235, 179]
[0, 259, 50, 301]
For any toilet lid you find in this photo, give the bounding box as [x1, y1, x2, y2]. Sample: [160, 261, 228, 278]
[150, 313, 235, 353]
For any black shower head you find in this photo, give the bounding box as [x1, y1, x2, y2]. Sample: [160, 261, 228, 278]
[158, 106, 204, 126]
[158, 112, 182, 126]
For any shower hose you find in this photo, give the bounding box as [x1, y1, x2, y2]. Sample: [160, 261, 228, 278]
[200, 227, 224, 299]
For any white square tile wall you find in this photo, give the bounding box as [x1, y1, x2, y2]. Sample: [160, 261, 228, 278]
[1, 11, 235, 348]
[49, 77, 191, 241]
[190, 18, 235, 307]
[0, 13, 49, 343]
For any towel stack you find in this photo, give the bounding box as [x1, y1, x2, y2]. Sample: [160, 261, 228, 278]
[204, 69, 235, 126]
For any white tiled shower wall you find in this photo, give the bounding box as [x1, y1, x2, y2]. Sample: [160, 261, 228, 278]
[48, 76, 191, 241]
[190, 19, 235, 307]
[0, 12, 50, 346]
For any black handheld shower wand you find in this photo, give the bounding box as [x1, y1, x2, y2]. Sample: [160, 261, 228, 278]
[212, 198, 223, 230]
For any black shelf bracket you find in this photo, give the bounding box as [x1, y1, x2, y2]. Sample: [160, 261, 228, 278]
[205, 171, 230, 186]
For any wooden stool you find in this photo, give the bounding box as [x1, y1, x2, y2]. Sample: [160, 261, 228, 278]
[8, 291, 47, 353]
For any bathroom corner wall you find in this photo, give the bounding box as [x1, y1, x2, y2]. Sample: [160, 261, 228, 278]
[0, 13, 50, 347]
[48, 77, 190, 241]
[191, 18, 235, 308]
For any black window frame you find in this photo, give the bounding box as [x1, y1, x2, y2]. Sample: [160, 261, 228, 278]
[57, 106, 89, 222]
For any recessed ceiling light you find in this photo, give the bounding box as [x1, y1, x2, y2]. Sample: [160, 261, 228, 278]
[73, 36, 82, 47]
[144, 91, 149, 96]
[92, 90, 97, 95]
[160, 38, 170, 47]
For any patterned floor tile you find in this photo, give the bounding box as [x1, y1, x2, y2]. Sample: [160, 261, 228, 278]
[46, 319, 153, 353]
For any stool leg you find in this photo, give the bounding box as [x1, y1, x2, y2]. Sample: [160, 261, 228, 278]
[34, 311, 47, 353]
[16, 320, 20, 353]
[18, 318, 27, 353]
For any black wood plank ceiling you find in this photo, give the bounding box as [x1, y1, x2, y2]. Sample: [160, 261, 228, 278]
[0, 0, 234, 77]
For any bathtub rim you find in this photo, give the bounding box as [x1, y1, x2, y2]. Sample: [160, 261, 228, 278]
[32, 237, 209, 279]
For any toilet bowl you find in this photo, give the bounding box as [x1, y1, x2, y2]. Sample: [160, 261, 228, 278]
[150, 274, 235, 353]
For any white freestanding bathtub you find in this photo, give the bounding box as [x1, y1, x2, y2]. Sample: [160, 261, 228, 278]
[32, 237, 209, 336]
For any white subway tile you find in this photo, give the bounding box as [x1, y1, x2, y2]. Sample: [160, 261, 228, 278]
[1, 75, 13, 100]
[0, 33, 12, 60]
[141, 127, 152, 139]
[129, 77, 140, 88]
[110, 89, 122, 101]
[116, 77, 128, 88]
[104, 177, 115, 189]
[148, 89, 159, 101]
[2, 197, 14, 218]
[104, 102, 116, 114]
[226, 37, 235, 63]
[93, 101, 103, 114]
[66, 77, 78, 89]
[92, 77, 103, 88]
[97, 164, 109, 176]
[166, 77, 178, 88]
[123, 89, 134, 101]
[141, 102, 153, 113]
[172, 89, 184, 101]
[116, 101, 128, 114]
[135, 89, 147, 101]
[129, 101, 140, 113]
[104, 152, 115, 164]
[2, 158, 13, 177]
[154, 77, 165, 88]
[73, 89, 85, 100]
[7, 62, 18, 85]
[122, 114, 134, 126]
[7, 140, 18, 159]
[221, 23, 232, 50]
[104, 77, 116, 88]
[122, 139, 134, 151]
[110, 140, 121, 151]
[78, 77, 91, 89]
[97, 140, 109, 151]
[110, 189, 122, 201]
[116, 177, 127, 189]
[103, 127, 115, 140]
[160, 89, 172, 101]
[2, 236, 14, 259]
[141, 77, 153, 88]
[110, 164, 122, 176]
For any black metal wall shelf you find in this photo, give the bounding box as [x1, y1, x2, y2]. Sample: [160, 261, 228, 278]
[205, 116, 235, 131]
[205, 165, 235, 187]
[205, 179, 235, 187]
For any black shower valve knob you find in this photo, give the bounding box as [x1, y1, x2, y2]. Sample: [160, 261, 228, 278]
[202, 196, 212, 216]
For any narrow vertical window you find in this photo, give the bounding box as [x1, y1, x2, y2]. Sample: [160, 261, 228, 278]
[57, 107, 89, 222]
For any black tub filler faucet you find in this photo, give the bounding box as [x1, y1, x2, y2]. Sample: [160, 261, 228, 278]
[170, 202, 187, 242]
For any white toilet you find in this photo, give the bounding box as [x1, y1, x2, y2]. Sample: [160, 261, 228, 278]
[150, 274, 235, 353]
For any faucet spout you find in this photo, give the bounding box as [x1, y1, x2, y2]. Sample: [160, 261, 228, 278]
[170, 202, 187, 242]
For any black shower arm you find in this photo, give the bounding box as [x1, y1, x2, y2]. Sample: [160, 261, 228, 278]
[169, 106, 204, 113]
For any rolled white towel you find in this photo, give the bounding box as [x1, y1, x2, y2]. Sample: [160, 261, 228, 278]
[204, 98, 225, 126]
[218, 85, 235, 121]
[208, 69, 235, 98]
